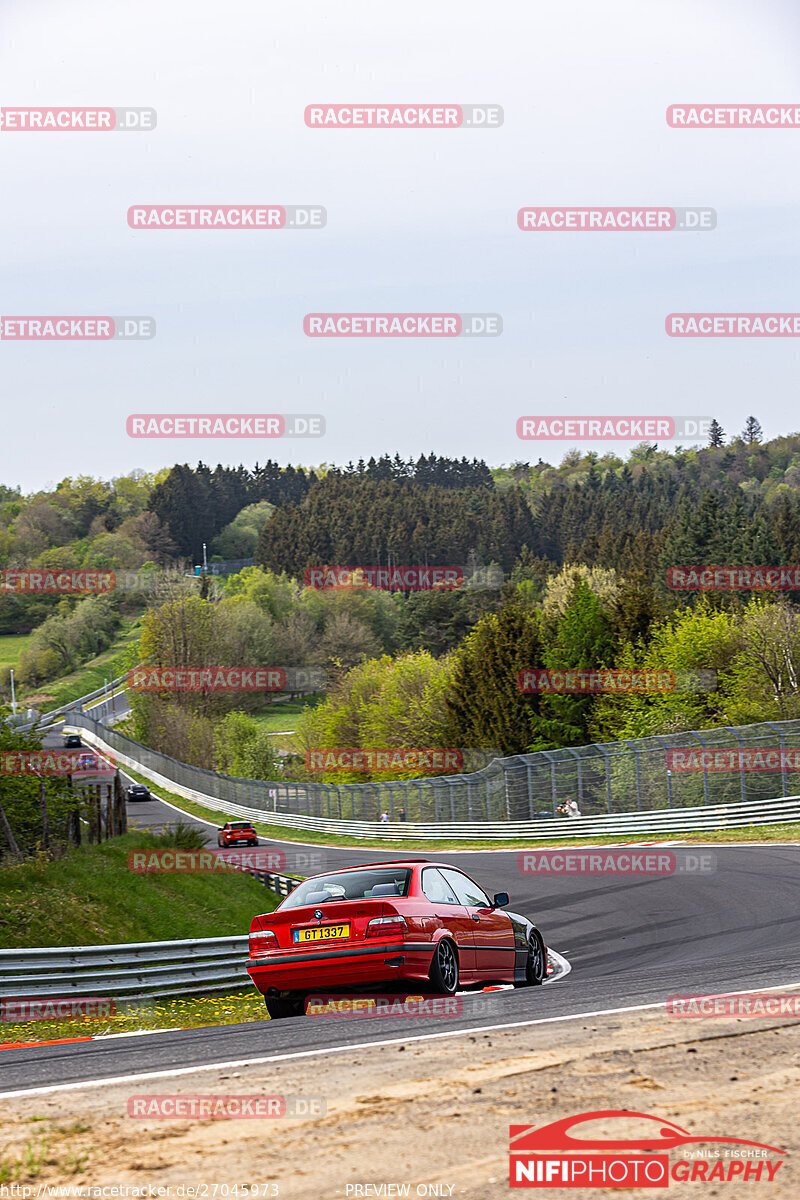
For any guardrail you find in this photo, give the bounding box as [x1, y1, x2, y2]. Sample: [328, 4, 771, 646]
[69, 721, 800, 839]
[0, 873, 299, 1002]
[66, 709, 800, 827]
[12, 671, 132, 733]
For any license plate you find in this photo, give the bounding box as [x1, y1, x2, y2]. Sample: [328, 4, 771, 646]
[293, 923, 350, 943]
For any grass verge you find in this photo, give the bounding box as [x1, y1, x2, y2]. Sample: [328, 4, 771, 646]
[0, 990, 266, 1048]
[21, 615, 143, 709]
[120, 767, 800, 849]
[0, 633, 32, 670]
[0, 831, 277, 949]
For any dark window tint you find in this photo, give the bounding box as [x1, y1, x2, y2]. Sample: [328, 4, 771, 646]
[441, 869, 491, 908]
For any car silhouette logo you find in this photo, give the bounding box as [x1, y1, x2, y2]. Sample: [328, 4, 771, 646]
[314, 909, 323, 919]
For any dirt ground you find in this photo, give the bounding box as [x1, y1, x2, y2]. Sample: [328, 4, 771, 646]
[1, 1007, 798, 1198]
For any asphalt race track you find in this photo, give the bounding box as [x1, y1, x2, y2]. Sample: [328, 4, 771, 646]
[6, 728, 800, 1096]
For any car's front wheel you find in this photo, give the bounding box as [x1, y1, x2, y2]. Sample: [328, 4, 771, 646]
[517, 931, 547, 987]
[217, 836, 224, 847]
[428, 938, 459, 994]
[264, 993, 303, 1020]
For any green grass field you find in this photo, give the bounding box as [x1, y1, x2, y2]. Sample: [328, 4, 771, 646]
[0, 830, 276, 949]
[248, 694, 323, 734]
[0, 633, 32, 670]
[21, 616, 143, 709]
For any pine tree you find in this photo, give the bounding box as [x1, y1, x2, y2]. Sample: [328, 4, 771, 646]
[444, 601, 543, 756]
[742, 416, 763, 445]
[708, 419, 725, 447]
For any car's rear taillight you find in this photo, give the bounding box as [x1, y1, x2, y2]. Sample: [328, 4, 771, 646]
[249, 929, 277, 956]
[365, 915, 407, 938]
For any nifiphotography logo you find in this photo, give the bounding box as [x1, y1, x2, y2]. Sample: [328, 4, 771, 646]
[509, 1110, 785, 1187]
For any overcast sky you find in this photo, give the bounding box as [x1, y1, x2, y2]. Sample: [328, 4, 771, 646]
[2, 0, 800, 492]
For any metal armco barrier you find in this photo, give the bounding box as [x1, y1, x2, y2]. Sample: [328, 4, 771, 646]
[12, 670, 133, 733]
[69, 712, 800, 838]
[0, 873, 299, 1002]
[0, 936, 251, 1002]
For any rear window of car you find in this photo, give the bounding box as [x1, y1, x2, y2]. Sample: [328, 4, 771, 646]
[279, 868, 413, 909]
[229, 823, 252, 829]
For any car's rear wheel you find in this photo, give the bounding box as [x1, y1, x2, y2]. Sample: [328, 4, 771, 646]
[519, 931, 546, 986]
[264, 993, 303, 1020]
[429, 938, 459, 994]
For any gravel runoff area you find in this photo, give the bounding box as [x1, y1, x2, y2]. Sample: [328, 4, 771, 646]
[0, 1003, 798, 1198]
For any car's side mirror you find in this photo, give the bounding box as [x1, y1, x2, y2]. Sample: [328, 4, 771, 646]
[492, 892, 510, 908]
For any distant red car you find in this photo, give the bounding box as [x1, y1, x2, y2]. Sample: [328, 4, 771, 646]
[247, 859, 547, 1019]
[217, 821, 258, 847]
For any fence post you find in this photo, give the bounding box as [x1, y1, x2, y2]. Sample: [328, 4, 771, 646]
[652, 736, 673, 809]
[596, 745, 612, 813]
[689, 732, 711, 805]
[725, 727, 748, 805]
[623, 742, 643, 811]
[540, 751, 558, 814]
[765, 722, 789, 798]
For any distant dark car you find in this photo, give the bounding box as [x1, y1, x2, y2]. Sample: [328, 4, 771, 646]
[63, 734, 82, 748]
[218, 821, 258, 847]
[126, 783, 151, 802]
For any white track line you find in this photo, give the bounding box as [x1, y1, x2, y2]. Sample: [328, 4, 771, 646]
[5, 978, 800, 1100]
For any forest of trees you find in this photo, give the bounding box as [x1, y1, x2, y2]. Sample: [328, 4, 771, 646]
[8, 429, 800, 783]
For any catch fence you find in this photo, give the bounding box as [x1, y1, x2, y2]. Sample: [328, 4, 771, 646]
[66, 712, 800, 825]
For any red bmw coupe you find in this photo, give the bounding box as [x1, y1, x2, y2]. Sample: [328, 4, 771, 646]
[247, 859, 547, 1019]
